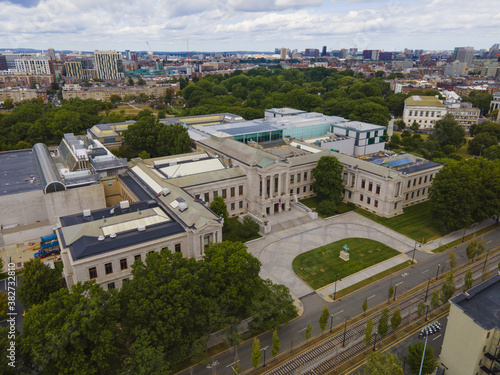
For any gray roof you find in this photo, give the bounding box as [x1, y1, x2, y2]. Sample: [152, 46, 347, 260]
[167, 168, 246, 188]
[0, 150, 42, 196]
[450, 274, 500, 331]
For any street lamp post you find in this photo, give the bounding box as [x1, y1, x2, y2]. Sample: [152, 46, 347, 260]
[342, 318, 348, 347]
[333, 273, 338, 300]
[435, 264, 440, 280]
[411, 241, 417, 264]
[418, 321, 442, 375]
[424, 278, 431, 302]
[330, 314, 334, 333]
[260, 346, 268, 367]
[393, 285, 398, 301]
[483, 250, 490, 272]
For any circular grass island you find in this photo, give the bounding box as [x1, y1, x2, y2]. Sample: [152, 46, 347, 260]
[292, 238, 400, 290]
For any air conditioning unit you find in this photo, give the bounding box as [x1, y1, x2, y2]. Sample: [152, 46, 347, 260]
[162, 188, 171, 196]
[137, 225, 146, 232]
[120, 200, 130, 209]
[179, 202, 188, 212]
[83, 209, 91, 217]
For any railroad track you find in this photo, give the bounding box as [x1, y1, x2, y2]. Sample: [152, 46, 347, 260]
[265, 250, 500, 375]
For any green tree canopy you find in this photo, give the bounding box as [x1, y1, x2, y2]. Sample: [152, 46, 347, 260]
[377, 308, 390, 339]
[468, 132, 498, 155]
[312, 155, 344, 204]
[363, 352, 403, 375]
[210, 196, 230, 231]
[406, 342, 437, 375]
[441, 272, 457, 303]
[18, 258, 65, 309]
[429, 114, 466, 148]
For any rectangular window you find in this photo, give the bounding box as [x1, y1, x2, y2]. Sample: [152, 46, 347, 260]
[290, 189, 293, 195]
[195, 194, 200, 200]
[417, 190, 420, 197]
[429, 174, 433, 181]
[297, 173, 301, 183]
[406, 193, 409, 200]
[424, 176, 427, 183]
[360, 194, 364, 202]
[290, 174, 294, 184]
[175, 243, 181, 253]
[204, 192, 209, 202]
[296, 188, 300, 194]
[304, 172, 308, 180]
[239, 185, 243, 196]
[409, 110, 413, 116]
[120, 258, 127, 270]
[394, 202, 398, 210]
[239, 201, 243, 209]
[368, 182, 373, 192]
[411, 192, 414, 198]
[303, 186, 307, 193]
[213, 190, 218, 198]
[105, 263, 113, 275]
[231, 187, 235, 197]
[413, 179, 417, 187]
[419, 177, 422, 185]
[374, 200, 378, 208]
[231, 203, 235, 210]
[134, 254, 141, 262]
[89, 267, 97, 279]
[376, 185, 380, 194]
[367, 197, 371, 204]
[107, 282, 115, 290]
[407, 180, 411, 188]
[348, 191, 352, 199]
[361, 179, 366, 189]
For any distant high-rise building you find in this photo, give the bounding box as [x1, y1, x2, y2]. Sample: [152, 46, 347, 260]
[454, 46, 474, 67]
[94, 50, 124, 80]
[15, 56, 53, 75]
[48, 48, 56, 61]
[321, 46, 327, 57]
[379, 52, 394, 61]
[489, 44, 499, 59]
[280, 48, 287, 60]
[0, 54, 7, 71]
[274, 48, 280, 55]
[131, 53, 138, 63]
[304, 48, 319, 58]
[362, 50, 380, 60]
[339, 49, 347, 59]
[349, 48, 357, 57]
[125, 50, 131, 60]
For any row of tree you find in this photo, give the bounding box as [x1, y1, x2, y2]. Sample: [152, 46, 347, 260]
[9, 242, 297, 375]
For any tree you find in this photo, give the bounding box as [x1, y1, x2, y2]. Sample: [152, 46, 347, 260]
[317, 200, 337, 217]
[0, 290, 7, 316]
[248, 279, 297, 332]
[319, 305, 330, 333]
[388, 285, 394, 304]
[21, 282, 121, 375]
[362, 297, 368, 315]
[137, 78, 146, 86]
[430, 290, 440, 310]
[210, 196, 230, 231]
[394, 119, 406, 130]
[312, 155, 344, 204]
[224, 319, 242, 362]
[441, 272, 456, 303]
[468, 132, 498, 155]
[2, 98, 14, 109]
[463, 91, 493, 115]
[406, 342, 437, 375]
[411, 121, 420, 132]
[429, 114, 466, 148]
[305, 324, 313, 341]
[364, 319, 374, 347]
[484, 145, 500, 160]
[466, 238, 485, 261]
[417, 302, 426, 317]
[377, 308, 390, 339]
[251, 338, 261, 368]
[448, 250, 457, 269]
[363, 352, 403, 375]
[463, 268, 474, 292]
[18, 258, 65, 309]
[127, 77, 135, 86]
[109, 94, 121, 104]
[137, 150, 150, 159]
[238, 216, 260, 239]
[272, 330, 280, 357]
[390, 308, 402, 334]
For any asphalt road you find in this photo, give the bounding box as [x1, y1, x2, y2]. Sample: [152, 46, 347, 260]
[0, 275, 24, 332]
[178, 226, 500, 375]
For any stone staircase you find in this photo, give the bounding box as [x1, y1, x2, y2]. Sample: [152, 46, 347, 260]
[271, 215, 312, 233]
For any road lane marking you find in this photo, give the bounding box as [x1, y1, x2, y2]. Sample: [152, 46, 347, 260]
[422, 269, 429, 274]
[367, 295, 376, 300]
[334, 310, 344, 315]
[396, 282, 404, 286]
[433, 334, 442, 341]
[487, 241, 492, 244]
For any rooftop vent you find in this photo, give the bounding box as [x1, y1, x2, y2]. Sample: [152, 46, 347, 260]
[137, 225, 146, 232]
[179, 202, 188, 212]
[120, 200, 130, 209]
[83, 209, 91, 217]
[98, 235, 105, 241]
[109, 233, 117, 239]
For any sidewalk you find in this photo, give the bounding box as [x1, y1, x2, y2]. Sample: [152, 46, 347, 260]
[316, 253, 410, 302]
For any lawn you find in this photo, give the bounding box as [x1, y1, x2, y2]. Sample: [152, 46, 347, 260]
[222, 217, 262, 243]
[292, 238, 400, 290]
[299, 197, 354, 218]
[354, 200, 449, 242]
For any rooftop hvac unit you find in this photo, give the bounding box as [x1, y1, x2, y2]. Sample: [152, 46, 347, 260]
[98, 235, 105, 241]
[162, 188, 171, 196]
[179, 202, 188, 212]
[109, 233, 117, 239]
[137, 225, 146, 232]
[83, 209, 91, 217]
[120, 200, 130, 209]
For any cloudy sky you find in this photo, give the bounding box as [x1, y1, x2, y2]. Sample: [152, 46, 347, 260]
[1, 0, 499, 53]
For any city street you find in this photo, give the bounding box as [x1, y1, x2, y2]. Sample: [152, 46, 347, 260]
[177, 224, 500, 375]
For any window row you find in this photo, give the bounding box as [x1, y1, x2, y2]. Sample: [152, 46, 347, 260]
[290, 185, 312, 195]
[405, 188, 428, 200]
[195, 185, 244, 203]
[359, 194, 379, 208]
[408, 110, 442, 117]
[360, 179, 381, 194]
[290, 171, 308, 184]
[406, 174, 433, 188]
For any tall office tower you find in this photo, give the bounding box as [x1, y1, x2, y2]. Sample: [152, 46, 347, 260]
[125, 50, 131, 60]
[454, 46, 475, 67]
[94, 50, 124, 80]
[65, 61, 84, 79]
[349, 48, 357, 57]
[48, 48, 56, 61]
[304, 48, 319, 58]
[274, 48, 280, 55]
[0, 54, 7, 71]
[489, 44, 499, 59]
[321, 46, 327, 57]
[280, 48, 287, 60]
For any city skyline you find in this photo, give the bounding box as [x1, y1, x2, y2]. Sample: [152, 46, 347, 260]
[0, 0, 499, 53]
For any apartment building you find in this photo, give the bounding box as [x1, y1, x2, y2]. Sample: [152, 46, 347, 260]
[446, 102, 480, 131]
[94, 50, 124, 80]
[14, 56, 53, 76]
[440, 275, 500, 375]
[402, 95, 447, 130]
